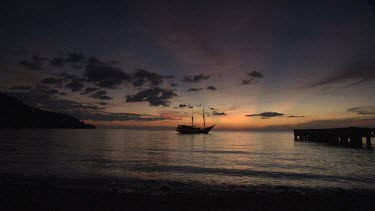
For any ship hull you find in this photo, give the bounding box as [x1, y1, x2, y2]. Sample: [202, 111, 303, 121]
[176, 125, 215, 134]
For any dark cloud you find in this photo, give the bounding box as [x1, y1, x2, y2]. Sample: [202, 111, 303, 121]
[8, 91, 100, 113]
[4, 89, 87, 116]
[8, 89, 173, 122]
[81, 87, 100, 95]
[65, 79, 85, 92]
[19, 55, 48, 70]
[41, 77, 64, 85]
[10, 85, 61, 97]
[10, 85, 32, 90]
[132, 69, 173, 87]
[126, 87, 177, 107]
[177, 104, 193, 109]
[49, 57, 65, 67]
[42, 72, 87, 92]
[245, 112, 284, 119]
[84, 58, 131, 88]
[89, 90, 113, 100]
[347, 106, 375, 115]
[187, 88, 204, 92]
[19, 52, 86, 70]
[17, 53, 176, 92]
[287, 115, 306, 118]
[248, 71, 263, 78]
[242, 71, 264, 85]
[97, 102, 109, 106]
[59, 92, 68, 96]
[209, 108, 225, 115]
[170, 83, 178, 87]
[212, 111, 226, 116]
[65, 52, 86, 69]
[5, 90, 170, 121]
[65, 52, 86, 64]
[79, 112, 170, 121]
[206, 85, 217, 91]
[307, 56, 375, 88]
[182, 74, 210, 83]
[34, 85, 60, 95]
[57, 72, 80, 80]
[49, 52, 86, 68]
[245, 111, 305, 119]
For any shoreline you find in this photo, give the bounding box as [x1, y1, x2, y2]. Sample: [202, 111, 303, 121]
[1, 174, 374, 210]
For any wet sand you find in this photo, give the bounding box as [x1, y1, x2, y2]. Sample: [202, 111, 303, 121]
[1, 175, 375, 210]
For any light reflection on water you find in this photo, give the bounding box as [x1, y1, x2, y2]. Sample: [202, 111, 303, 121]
[1, 129, 375, 190]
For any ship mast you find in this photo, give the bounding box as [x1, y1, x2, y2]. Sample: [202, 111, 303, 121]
[191, 109, 194, 127]
[203, 107, 206, 128]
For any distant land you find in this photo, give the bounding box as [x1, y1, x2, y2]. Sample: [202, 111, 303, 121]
[0, 93, 95, 129]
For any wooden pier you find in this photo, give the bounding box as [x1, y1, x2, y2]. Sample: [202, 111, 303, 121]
[294, 127, 375, 148]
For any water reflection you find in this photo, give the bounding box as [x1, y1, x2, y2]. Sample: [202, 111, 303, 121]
[0, 129, 375, 190]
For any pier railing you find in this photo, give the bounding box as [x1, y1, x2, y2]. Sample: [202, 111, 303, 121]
[294, 127, 374, 148]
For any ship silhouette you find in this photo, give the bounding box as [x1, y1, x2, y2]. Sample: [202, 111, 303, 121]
[176, 107, 215, 134]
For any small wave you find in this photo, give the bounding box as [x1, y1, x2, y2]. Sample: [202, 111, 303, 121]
[125, 164, 375, 184]
[136, 148, 252, 155]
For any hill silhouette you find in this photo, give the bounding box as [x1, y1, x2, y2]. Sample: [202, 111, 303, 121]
[0, 92, 95, 129]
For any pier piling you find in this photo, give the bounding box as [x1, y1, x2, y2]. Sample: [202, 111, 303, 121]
[366, 136, 372, 149]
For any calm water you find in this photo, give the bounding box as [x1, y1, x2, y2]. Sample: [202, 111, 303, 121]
[1, 129, 375, 190]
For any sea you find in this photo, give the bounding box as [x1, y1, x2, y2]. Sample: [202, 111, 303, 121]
[1, 129, 375, 192]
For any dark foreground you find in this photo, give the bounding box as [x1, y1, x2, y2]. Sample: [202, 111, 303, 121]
[1, 175, 374, 211]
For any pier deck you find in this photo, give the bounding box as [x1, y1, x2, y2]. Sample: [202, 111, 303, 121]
[294, 127, 375, 148]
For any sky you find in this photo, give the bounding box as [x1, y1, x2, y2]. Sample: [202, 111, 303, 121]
[1, 0, 375, 130]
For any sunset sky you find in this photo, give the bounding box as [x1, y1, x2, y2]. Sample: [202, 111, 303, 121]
[1, 0, 375, 129]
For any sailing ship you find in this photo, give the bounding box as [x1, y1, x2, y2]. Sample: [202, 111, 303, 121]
[176, 107, 215, 134]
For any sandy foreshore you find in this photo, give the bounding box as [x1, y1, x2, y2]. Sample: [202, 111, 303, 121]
[1, 174, 374, 210]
